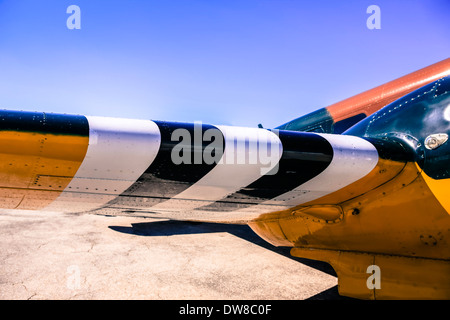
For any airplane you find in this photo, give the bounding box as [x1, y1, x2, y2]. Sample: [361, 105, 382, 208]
[0, 58, 449, 300]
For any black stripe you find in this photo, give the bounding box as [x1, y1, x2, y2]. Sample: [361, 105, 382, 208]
[110, 121, 225, 207]
[0, 110, 89, 136]
[196, 131, 333, 212]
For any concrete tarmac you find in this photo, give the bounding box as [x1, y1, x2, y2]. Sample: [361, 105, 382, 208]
[0, 210, 347, 300]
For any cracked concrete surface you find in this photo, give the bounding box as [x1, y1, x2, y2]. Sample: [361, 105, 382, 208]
[0, 210, 342, 300]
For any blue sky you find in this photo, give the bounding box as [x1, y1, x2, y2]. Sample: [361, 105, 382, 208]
[0, 0, 448, 128]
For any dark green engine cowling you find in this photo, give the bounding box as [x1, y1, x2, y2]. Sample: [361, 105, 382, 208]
[276, 108, 366, 134]
[345, 76, 450, 180]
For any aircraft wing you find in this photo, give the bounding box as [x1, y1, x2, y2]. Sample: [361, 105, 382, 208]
[1, 58, 450, 299]
[0, 113, 380, 222]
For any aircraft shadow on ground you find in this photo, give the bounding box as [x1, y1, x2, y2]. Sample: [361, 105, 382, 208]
[109, 219, 353, 300]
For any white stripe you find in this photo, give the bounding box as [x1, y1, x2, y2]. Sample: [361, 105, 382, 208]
[151, 126, 283, 211]
[258, 133, 378, 207]
[45, 116, 161, 213]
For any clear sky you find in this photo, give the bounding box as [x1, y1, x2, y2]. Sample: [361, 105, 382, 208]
[0, 0, 448, 128]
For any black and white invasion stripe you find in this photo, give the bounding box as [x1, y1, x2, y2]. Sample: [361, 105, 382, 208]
[46, 118, 378, 222]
